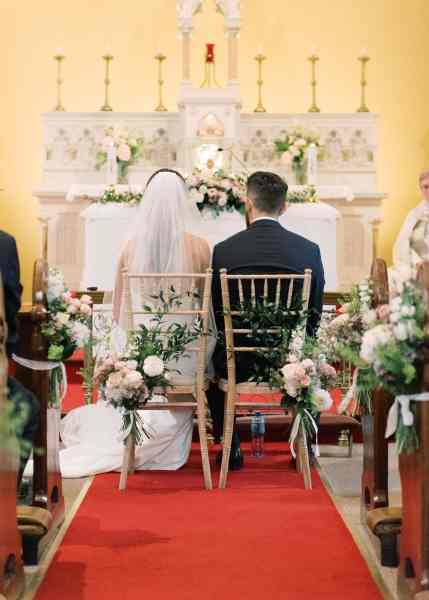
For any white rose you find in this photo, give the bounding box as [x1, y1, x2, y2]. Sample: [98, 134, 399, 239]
[218, 192, 227, 207]
[117, 143, 131, 162]
[67, 304, 78, 315]
[393, 323, 408, 341]
[80, 294, 92, 305]
[313, 388, 333, 412]
[125, 360, 138, 371]
[55, 312, 70, 326]
[71, 322, 90, 346]
[143, 355, 165, 377]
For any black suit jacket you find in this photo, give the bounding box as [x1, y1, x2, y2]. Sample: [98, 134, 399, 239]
[211, 218, 325, 378]
[0, 231, 23, 357]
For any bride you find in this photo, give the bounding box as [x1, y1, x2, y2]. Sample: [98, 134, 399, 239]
[59, 169, 214, 477]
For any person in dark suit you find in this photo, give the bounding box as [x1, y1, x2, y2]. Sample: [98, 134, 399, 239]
[208, 171, 325, 469]
[0, 230, 39, 483]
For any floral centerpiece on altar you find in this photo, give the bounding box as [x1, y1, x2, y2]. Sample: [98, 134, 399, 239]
[274, 127, 321, 185]
[94, 297, 204, 445]
[287, 185, 318, 204]
[187, 169, 247, 216]
[359, 276, 428, 453]
[41, 268, 93, 406]
[95, 126, 144, 184]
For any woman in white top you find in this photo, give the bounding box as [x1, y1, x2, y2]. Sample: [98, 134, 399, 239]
[393, 170, 429, 270]
[59, 170, 214, 477]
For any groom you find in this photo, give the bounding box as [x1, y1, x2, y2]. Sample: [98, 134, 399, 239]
[207, 171, 325, 469]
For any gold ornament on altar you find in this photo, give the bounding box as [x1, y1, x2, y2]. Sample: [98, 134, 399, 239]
[307, 49, 320, 113]
[357, 49, 370, 113]
[53, 50, 65, 112]
[201, 43, 220, 88]
[100, 53, 114, 112]
[254, 47, 267, 113]
[154, 52, 168, 112]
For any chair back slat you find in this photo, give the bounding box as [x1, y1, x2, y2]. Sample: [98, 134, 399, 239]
[0, 276, 7, 407]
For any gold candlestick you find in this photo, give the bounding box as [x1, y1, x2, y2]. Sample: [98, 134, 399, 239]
[308, 53, 320, 113]
[53, 52, 65, 112]
[38, 217, 51, 261]
[357, 53, 370, 112]
[254, 53, 267, 113]
[154, 53, 167, 112]
[100, 54, 114, 112]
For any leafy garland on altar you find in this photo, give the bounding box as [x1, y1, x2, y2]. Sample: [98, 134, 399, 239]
[97, 173, 318, 211]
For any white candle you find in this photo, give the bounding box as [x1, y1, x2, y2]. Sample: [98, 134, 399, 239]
[310, 45, 318, 57]
[55, 47, 64, 56]
[359, 47, 369, 59]
[257, 43, 263, 55]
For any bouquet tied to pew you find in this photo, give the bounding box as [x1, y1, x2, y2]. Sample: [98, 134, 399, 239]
[40, 268, 93, 407]
[359, 276, 428, 453]
[317, 278, 377, 416]
[94, 292, 204, 445]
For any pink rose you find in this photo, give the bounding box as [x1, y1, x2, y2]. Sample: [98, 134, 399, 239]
[376, 304, 390, 321]
[79, 303, 92, 316]
[80, 294, 92, 305]
[67, 304, 78, 314]
[300, 375, 311, 387]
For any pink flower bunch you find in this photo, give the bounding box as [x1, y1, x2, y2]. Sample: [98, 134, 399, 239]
[280, 360, 313, 398]
[64, 293, 93, 317]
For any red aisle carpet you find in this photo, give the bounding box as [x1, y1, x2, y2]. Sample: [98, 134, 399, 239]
[35, 445, 382, 600]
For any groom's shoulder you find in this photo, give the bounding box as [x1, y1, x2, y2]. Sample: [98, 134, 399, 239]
[213, 228, 251, 254]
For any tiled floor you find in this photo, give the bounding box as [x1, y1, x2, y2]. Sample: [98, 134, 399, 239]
[318, 444, 401, 600]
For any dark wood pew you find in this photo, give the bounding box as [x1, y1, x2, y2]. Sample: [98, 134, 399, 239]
[0, 276, 25, 599]
[397, 262, 429, 599]
[14, 259, 64, 564]
[362, 258, 401, 567]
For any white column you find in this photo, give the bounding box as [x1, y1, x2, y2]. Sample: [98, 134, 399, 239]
[227, 28, 239, 83]
[182, 30, 192, 83]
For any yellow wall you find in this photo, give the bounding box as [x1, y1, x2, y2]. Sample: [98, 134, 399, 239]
[1, 0, 429, 301]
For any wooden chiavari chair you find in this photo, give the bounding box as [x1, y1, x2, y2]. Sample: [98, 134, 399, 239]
[119, 268, 213, 491]
[219, 268, 313, 490]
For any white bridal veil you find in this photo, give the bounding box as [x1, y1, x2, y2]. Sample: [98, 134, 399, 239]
[128, 170, 202, 274]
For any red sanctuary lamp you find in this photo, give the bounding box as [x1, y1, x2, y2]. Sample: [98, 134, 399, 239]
[201, 43, 220, 88]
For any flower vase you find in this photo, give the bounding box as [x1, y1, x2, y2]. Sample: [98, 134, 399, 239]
[117, 162, 129, 185]
[292, 161, 308, 185]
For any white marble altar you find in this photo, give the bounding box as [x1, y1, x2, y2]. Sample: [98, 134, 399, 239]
[33, 0, 385, 292]
[79, 200, 340, 291]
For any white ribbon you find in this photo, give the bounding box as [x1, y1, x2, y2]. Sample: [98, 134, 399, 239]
[385, 392, 429, 439]
[289, 408, 319, 458]
[12, 354, 68, 403]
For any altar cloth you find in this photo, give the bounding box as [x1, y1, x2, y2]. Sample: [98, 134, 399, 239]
[80, 201, 340, 291]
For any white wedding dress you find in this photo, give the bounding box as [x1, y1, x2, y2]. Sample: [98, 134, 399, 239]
[59, 172, 215, 478]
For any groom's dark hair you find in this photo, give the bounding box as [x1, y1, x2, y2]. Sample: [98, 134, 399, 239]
[247, 171, 288, 215]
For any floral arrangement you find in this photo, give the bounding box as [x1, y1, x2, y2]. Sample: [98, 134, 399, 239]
[41, 268, 92, 407]
[359, 277, 428, 453]
[317, 279, 377, 415]
[187, 169, 247, 216]
[274, 127, 321, 184]
[95, 126, 144, 183]
[287, 185, 318, 204]
[98, 185, 144, 205]
[94, 295, 204, 444]
[278, 331, 337, 447]
[42, 268, 92, 361]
